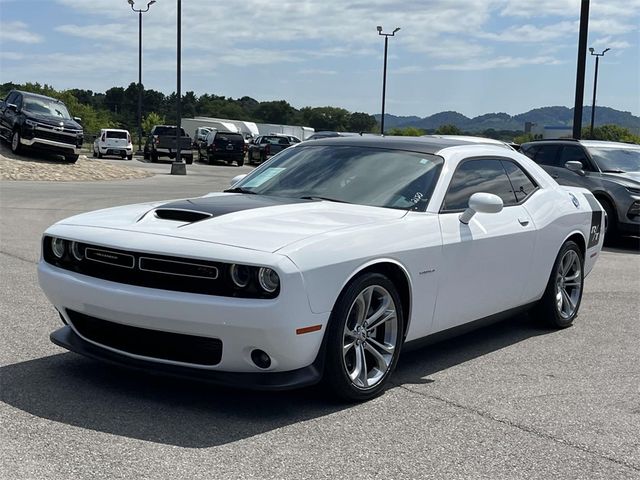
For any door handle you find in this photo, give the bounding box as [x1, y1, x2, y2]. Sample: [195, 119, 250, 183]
[518, 218, 530, 227]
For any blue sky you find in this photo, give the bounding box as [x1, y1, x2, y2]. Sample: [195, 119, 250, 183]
[0, 0, 638, 118]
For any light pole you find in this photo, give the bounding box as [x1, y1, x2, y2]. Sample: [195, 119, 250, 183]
[589, 47, 610, 138]
[377, 26, 400, 135]
[128, 0, 155, 154]
[170, 0, 186, 175]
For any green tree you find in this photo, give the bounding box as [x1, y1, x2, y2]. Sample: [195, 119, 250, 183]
[582, 124, 640, 144]
[434, 124, 462, 135]
[142, 112, 165, 135]
[387, 127, 425, 136]
[299, 106, 350, 131]
[348, 112, 377, 133]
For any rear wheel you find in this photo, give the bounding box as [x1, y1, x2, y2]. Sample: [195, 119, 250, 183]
[65, 154, 79, 164]
[237, 157, 244, 167]
[323, 273, 404, 401]
[185, 155, 193, 165]
[10, 130, 21, 154]
[150, 151, 158, 163]
[537, 240, 583, 328]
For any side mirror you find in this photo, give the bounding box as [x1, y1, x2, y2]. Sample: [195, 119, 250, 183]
[73, 116, 82, 123]
[565, 161, 585, 175]
[459, 192, 504, 224]
[230, 174, 247, 186]
[7, 103, 18, 112]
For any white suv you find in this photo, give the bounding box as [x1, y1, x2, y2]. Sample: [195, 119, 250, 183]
[93, 129, 133, 159]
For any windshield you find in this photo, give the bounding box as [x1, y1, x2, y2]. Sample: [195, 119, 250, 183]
[234, 145, 444, 211]
[589, 147, 640, 172]
[23, 98, 71, 119]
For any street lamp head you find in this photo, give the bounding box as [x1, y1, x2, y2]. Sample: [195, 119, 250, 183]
[603, 48, 610, 54]
[393, 27, 400, 34]
[147, 0, 156, 5]
[377, 26, 382, 32]
[589, 47, 594, 53]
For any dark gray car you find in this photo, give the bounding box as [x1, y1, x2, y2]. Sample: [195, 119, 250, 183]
[520, 139, 640, 238]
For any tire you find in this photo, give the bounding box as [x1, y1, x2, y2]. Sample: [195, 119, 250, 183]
[143, 149, 150, 160]
[598, 198, 618, 242]
[65, 154, 79, 164]
[536, 240, 584, 329]
[98, 151, 103, 159]
[185, 155, 193, 165]
[126, 154, 133, 160]
[322, 272, 404, 402]
[260, 152, 267, 164]
[150, 151, 158, 163]
[10, 130, 21, 154]
[237, 157, 244, 167]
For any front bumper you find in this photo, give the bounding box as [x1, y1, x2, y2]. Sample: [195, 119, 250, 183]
[38, 260, 328, 375]
[21, 137, 81, 154]
[51, 325, 324, 390]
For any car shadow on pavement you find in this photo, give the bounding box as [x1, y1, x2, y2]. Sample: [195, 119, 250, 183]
[603, 235, 640, 254]
[0, 312, 548, 448]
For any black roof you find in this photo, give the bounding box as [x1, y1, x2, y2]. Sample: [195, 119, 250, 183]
[303, 135, 501, 155]
[13, 90, 65, 103]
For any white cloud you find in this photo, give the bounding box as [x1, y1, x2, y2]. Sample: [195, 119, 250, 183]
[0, 21, 43, 44]
[298, 69, 338, 75]
[479, 21, 577, 43]
[435, 55, 563, 71]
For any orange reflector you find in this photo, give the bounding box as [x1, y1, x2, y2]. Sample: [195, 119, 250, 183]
[296, 324, 322, 335]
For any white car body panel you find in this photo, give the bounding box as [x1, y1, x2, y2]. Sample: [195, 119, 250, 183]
[38, 140, 604, 383]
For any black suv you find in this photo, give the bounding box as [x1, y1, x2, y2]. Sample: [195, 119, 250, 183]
[204, 130, 245, 166]
[0, 90, 83, 163]
[520, 139, 640, 237]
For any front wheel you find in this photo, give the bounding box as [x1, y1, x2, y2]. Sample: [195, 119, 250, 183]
[537, 240, 584, 328]
[65, 154, 79, 163]
[185, 155, 193, 165]
[323, 273, 404, 402]
[11, 130, 21, 154]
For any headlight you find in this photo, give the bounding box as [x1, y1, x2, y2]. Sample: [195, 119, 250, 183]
[626, 186, 640, 195]
[230, 264, 250, 288]
[51, 237, 66, 258]
[628, 200, 640, 217]
[258, 267, 280, 293]
[71, 241, 84, 261]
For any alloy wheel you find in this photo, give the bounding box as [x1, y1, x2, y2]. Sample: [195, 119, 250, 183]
[555, 249, 582, 319]
[342, 285, 399, 389]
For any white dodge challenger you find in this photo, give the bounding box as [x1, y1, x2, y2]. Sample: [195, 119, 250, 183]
[38, 136, 604, 401]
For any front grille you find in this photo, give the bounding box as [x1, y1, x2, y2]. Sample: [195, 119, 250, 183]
[42, 237, 278, 298]
[67, 310, 222, 366]
[36, 129, 77, 145]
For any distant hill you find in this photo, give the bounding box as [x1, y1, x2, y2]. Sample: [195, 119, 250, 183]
[377, 106, 640, 133]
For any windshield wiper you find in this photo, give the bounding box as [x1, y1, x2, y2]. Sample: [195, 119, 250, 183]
[223, 187, 257, 194]
[602, 169, 626, 173]
[300, 196, 350, 203]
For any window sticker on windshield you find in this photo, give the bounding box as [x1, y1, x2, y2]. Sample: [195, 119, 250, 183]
[244, 168, 286, 187]
[420, 158, 429, 165]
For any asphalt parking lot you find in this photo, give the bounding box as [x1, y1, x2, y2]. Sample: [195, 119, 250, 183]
[1, 161, 639, 479]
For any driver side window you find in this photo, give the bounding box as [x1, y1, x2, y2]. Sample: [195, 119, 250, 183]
[442, 158, 517, 212]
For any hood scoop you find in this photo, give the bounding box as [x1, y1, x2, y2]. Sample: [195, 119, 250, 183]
[153, 194, 312, 223]
[154, 208, 213, 223]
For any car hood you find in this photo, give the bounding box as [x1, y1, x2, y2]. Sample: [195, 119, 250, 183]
[24, 111, 82, 130]
[55, 193, 407, 253]
[601, 171, 640, 188]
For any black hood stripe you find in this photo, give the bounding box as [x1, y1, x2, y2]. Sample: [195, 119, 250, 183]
[154, 194, 312, 222]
